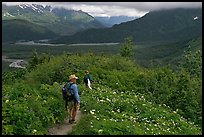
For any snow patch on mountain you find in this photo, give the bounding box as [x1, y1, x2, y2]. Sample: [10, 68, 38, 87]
[193, 16, 198, 20]
[24, 4, 30, 7]
[19, 5, 25, 9]
[18, 4, 44, 13]
[30, 4, 38, 10]
[3, 12, 15, 17]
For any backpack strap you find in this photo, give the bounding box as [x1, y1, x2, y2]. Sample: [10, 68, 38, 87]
[67, 82, 74, 94]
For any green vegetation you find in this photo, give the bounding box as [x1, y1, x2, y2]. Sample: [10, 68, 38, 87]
[2, 19, 58, 42]
[119, 37, 134, 58]
[2, 45, 202, 134]
[179, 46, 202, 78]
[2, 6, 202, 135]
[71, 84, 201, 135]
[2, 36, 202, 73]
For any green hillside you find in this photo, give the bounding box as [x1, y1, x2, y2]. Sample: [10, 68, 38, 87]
[52, 8, 202, 44]
[2, 19, 58, 42]
[133, 36, 202, 68]
[2, 52, 202, 135]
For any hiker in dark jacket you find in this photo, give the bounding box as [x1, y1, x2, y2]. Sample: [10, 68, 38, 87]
[83, 70, 93, 89]
[65, 74, 80, 124]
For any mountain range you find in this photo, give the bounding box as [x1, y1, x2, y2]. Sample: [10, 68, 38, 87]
[51, 8, 202, 44]
[2, 4, 140, 43]
[2, 4, 105, 36]
[2, 5, 202, 45]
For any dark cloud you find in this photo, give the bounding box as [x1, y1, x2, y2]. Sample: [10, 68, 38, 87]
[2, 2, 202, 17]
[48, 2, 202, 11]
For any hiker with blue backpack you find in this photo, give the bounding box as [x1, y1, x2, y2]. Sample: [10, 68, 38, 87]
[62, 74, 80, 124]
[83, 70, 93, 89]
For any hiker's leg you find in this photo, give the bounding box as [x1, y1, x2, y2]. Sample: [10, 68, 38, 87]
[71, 105, 78, 121]
[88, 85, 92, 89]
[69, 102, 75, 121]
[68, 102, 72, 121]
[65, 99, 68, 111]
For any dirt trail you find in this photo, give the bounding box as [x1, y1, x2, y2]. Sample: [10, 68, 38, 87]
[47, 110, 82, 135]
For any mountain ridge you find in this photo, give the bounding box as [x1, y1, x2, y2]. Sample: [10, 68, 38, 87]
[2, 4, 105, 36]
[95, 16, 138, 27]
[51, 8, 202, 44]
[2, 19, 58, 42]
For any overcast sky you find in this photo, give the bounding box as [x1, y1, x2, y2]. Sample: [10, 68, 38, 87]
[2, 2, 202, 17]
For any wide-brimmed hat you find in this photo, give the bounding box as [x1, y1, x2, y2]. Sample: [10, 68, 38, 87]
[69, 74, 78, 80]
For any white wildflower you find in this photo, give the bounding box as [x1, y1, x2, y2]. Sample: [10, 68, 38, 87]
[100, 100, 105, 102]
[32, 129, 37, 133]
[106, 98, 111, 102]
[90, 110, 95, 115]
[110, 118, 117, 122]
[98, 129, 103, 133]
[5, 100, 9, 103]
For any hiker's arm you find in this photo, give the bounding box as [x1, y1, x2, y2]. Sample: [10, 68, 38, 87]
[89, 75, 93, 82]
[73, 85, 80, 103]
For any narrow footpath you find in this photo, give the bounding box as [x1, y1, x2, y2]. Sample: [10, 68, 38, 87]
[47, 110, 82, 135]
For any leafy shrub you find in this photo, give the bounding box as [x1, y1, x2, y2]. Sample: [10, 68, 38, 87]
[2, 82, 66, 135]
[119, 37, 134, 58]
[179, 46, 202, 78]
